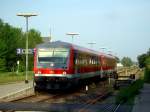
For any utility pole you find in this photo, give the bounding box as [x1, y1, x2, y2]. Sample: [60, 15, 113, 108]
[66, 32, 79, 43]
[88, 42, 96, 48]
[49, 28, 52, 42]
[17, 13, 38, 83]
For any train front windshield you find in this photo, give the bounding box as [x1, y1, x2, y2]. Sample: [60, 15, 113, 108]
[37, 48, 69, 69]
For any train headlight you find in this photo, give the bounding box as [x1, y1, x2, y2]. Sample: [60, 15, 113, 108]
[50, 63, 54, 67]
[63, 71, 66, 75]
[50, 70, 54, 74]
[38, 71, 41, 74]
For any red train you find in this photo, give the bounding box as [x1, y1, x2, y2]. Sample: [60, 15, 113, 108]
[33, 41, 117, 89]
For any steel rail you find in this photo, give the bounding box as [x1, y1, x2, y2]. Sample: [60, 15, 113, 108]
[78, 91, 111, 112]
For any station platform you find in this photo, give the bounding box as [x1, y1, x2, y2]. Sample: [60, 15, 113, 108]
[132, 83, 150, 112]
[0, 81, 34, 102]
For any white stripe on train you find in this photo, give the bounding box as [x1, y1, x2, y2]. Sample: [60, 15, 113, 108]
[35, 70, 115, 79]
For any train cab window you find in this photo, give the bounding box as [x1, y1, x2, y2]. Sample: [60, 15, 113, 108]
[37, 48, 69, 69]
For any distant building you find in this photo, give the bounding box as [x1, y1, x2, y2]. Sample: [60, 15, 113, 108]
[117, 63, 123, 68]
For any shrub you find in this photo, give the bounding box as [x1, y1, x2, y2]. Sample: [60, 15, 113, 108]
[116, 79, 144, 104]
[144, 67, 150, 83]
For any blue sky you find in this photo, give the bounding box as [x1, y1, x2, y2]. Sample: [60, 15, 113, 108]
[0, 0, 150, 61]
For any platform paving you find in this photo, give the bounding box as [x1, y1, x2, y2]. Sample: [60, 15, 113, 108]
[132, 83, 150, 112]
[0, 81, 34, 100]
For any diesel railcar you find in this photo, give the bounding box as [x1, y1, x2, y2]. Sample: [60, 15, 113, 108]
[33, 41, 117, 90]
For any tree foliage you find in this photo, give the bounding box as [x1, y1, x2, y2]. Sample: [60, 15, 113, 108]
[137, 48, 150, 83]
[26, 29, 43, 71]
[144, 57, 150, 83]
[0, 19, 22, 71]
[0, 19, 43, 72]
[145, 57, 150, 69]
[121, 57, 133, 67]
[114, 56, 120, 63]
[137, 48, 150, 68]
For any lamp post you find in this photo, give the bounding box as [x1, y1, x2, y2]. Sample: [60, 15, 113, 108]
[100, 47, 106, 53]
[66, 32, 79, 43]
[17, 13, 38, 83]
[107, 50, 112, 55]
[88, 42, 96, 49]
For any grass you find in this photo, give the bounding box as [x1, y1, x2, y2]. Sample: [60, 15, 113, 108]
[0, 71, 34, 84]
[115, 79, 144, 104]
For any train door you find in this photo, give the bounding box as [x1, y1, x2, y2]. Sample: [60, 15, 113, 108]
[100, 56, 104, 78]
[73, 50, 78, 74]
[97, 56, 101, 77]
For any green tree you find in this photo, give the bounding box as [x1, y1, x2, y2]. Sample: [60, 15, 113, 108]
[0, 19, 23, 72]
[144, 56, 150, 83]
[0, 58, 6, 71]
[137, 49, 150, 82]
[17, 29, 43, 71]
[137, 54, 147, 68]
[0, 19, 43, 72]
[121, 57, 133, 67]
[27, 29, 43, 71]
[115, 56, 120, 63]
[28, 29, 43, 48]
[137, 48, 150, 68]
[145, 56, 150, 69]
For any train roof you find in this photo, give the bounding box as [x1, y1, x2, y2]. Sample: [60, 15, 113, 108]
[37, 41, 100, 54]
[37, 41, 116, 59]
[37, 41, 71, 48]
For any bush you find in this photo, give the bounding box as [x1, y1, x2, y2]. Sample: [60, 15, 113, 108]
[144, 67, 150, 83]
[116, 79, 144, 104]
[144, 57, 150, 83]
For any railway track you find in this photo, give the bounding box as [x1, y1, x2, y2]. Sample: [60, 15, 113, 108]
[1, 67, 141, 112]
[14, 94, 59, 103]
[101, 103, 121, 112]
[76, 90, 112, 112]
[1, 81, 115, 111]
[12, 90, 70, 103]
[1, 95, 123, 112]
[11, 81, 109, 103]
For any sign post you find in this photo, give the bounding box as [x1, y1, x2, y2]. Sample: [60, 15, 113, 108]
[16, 60, 20, 74]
